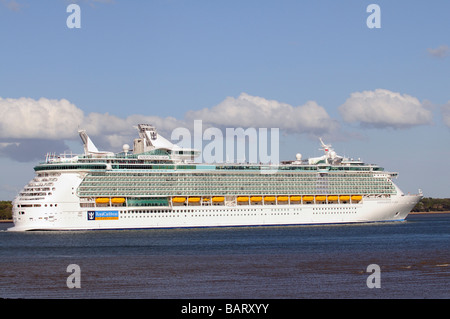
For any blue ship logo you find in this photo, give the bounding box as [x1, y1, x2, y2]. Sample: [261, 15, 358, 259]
[87, 211, 95, 220]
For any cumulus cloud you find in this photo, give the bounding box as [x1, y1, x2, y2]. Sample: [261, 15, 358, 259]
[338, 89, 433, 129]
[185, 93, 339, 135]
[427, 45, 449, 58]
[0, 96, 190, 155]
[0, 97, 84, 139]
[442, 102, 450, 128]
[0, 93, 341, 161]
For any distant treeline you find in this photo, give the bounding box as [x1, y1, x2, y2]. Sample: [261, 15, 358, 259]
[0, 198, 449, 220]
[0, 201, 12, 220]
[412, 197, 450, 212]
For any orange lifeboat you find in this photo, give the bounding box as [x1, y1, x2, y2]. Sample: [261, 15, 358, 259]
[111, 197, 125, 204]
[95, 198, 110, 204]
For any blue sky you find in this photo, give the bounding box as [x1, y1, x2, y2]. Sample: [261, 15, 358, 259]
[0, 0, 449, 199]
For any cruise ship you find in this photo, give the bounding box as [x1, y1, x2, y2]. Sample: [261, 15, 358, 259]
[9, 124, 422, 231]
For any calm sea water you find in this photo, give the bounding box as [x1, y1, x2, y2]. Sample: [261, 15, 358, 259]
[0, 214, 448, 299]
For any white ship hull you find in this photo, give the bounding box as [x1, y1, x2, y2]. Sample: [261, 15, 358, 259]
[9, 193, 421, 231]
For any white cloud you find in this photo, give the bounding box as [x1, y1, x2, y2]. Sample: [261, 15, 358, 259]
[0, 97, 84, 139]
[338, 89, 433, 129]
[427, 45, 449, 58]
[185, 92, 339, 135]
[442, 102, 450, 128]
[0, 96, 188, 151]
[0, 93, 337, 140]
[0, 93, 340, 160]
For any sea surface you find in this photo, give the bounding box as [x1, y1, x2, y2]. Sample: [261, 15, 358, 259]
[0, 214, 448, 299]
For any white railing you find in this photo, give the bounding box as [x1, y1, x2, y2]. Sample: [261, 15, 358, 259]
[45, 152, 79, 163]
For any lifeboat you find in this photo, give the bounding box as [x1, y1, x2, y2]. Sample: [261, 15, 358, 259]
[202, 197, 211, 202]
[339, 195, 350, 201]
[237, 196, 249, 202]
[95, 198, 110, 204]
[315, 195, 326, 201]
[277, 196, 289, 202]
[351, 195, 363, 201]
[188, 197, 200, 203]
[290, 196, 302, 201]
[302, 195, 314, 201]
[172, 197, 186, 203]
[250, 196, 262, 202]
[111, 197, 125, 204]
[327, 195, 338, 201]
[212, 196, 224, 202]
[264, 196, 276, 202]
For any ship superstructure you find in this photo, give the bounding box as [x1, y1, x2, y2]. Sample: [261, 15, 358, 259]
[9, 124, 422, 231]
